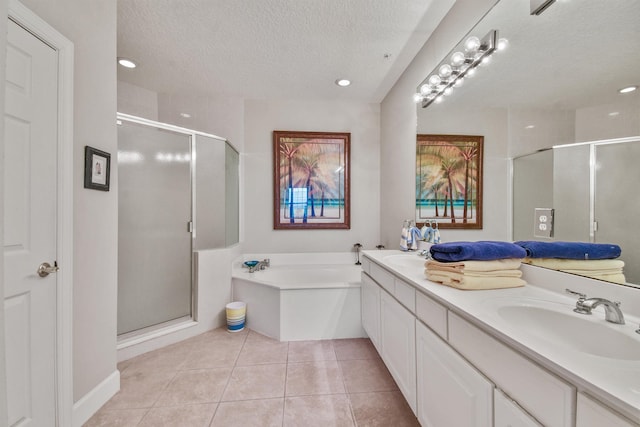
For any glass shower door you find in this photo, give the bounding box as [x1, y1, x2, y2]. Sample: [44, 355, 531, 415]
[117, 120, 193, 335]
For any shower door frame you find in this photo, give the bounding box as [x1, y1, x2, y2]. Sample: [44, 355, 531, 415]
[116, 113, 230, 346]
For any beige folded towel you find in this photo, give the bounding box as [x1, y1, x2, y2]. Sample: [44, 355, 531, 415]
[426, 258, 522, 273]
[426, 269, 522, 280]
[426, 271, 526, 290]
[522, 258, 624, 270]
[582, 273, 626, 284]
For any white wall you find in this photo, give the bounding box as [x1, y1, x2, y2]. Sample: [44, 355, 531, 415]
[380, 0, 500, 247]
[243, 98, 381, 253]
[117, 80, 158, 120]
[0, 0, 9, 422]
[20, 0, 118, 403]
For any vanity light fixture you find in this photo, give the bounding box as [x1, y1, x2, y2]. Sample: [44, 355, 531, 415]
[618, 85, 637, 94]
[117, 57, 137, 69]
[335, 79, 351, 87]
[414, 30, 500, 108]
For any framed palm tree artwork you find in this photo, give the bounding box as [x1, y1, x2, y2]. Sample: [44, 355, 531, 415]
[273, 130, 350, 229]
[416, 134, 483, 229]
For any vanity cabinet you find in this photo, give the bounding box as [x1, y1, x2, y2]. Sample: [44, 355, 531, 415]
[416, 320, 493, 426]
[380, 289, 417, 412]
[576, 393, 637, 427]
[362, 257, 640, 427]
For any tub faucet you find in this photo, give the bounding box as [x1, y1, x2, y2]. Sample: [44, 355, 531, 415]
[248, 259, 270, 273]
[565, 289, 625, 324]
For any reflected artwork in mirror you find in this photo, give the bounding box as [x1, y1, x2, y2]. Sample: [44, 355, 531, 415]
[416, 134, 483, 229]
[416, 0, 640, 287]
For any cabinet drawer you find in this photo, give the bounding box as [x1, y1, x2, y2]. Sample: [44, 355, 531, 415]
[394, 278, 415, 313]
[369, 262, 395, 294]
[361, 257, 371, 274]
[448, 312, 575, 427]
[576, 393, 637, 427]
[415, 291, 447, 339]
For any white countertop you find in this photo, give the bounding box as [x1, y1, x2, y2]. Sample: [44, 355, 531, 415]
[362, 249, 640, 423]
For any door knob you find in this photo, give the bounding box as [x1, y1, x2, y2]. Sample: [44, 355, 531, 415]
[38, 262, 59, 277]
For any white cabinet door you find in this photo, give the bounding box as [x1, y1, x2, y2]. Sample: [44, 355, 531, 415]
[380, 290, 417, 413]
[416, 321, 493, 427]
[360, 273, 381, 350]
[576, 393, 637, 427]
[495, 389, 542, 427]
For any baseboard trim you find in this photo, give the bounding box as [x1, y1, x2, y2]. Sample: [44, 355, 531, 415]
[72, 369, 120, 427]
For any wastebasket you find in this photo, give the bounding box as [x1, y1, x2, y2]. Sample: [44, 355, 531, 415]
[226, 301, 246, 332]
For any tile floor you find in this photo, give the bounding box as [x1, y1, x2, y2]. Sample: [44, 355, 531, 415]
[85, 327, 420, 426]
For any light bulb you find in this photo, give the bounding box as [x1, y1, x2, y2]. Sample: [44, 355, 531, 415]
[454, 78, 464, 88]
[413, 93, 423, 103]
[481, 55, 492, 66]
[466, 68, 476, 77]
[117, 57, 137, 68]
[428, 75, 441, 87]
[497, 38, 509, 51]
[619, 86, 638, 94]
[438, 64, 453, 78]
[464, 36, 481, 52]
[420, 84, 430, 95]
[443, 87, 453, 96]
[451, 51, 466, 67]
[434, 95, 444, 104]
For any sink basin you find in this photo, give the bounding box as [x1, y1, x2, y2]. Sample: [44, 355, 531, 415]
[491, 299, 640, 360]
[382, 254, 426, 270]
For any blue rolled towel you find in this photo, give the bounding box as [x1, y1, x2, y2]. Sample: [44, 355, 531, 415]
[514, 241, 621, 260]
[430, 241, 527, 262]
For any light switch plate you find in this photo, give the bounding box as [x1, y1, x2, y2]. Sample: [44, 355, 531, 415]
[534, 208, 554, 238]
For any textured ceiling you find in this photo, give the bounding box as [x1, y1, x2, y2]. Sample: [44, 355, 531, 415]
[117, 0, 455, 103]
[419, 0, 640, 111]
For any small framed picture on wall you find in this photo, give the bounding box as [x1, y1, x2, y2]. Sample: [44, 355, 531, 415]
[84, 145, 111, 191]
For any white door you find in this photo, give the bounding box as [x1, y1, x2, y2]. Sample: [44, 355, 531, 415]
[4, 18, 59, 426]
[379, 290, 416, 413]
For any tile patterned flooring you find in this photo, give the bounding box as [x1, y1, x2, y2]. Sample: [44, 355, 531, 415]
[85, 328, 420, 426]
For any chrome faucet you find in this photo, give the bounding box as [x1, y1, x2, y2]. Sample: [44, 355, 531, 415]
[565, 289, 625, 325]
[249, 258, 270, 273]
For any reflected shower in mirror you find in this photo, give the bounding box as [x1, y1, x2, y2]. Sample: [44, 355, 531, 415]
[416, 0, 640, 287]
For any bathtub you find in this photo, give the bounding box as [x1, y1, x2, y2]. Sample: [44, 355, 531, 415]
[231, 253, 366, 341]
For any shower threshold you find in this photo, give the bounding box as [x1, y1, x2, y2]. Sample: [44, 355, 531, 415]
[116, 315, 196, 351]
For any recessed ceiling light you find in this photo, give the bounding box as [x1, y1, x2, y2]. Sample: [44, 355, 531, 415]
[180, 113, 191, 118]
[117, 57, 137, 68]
[618, 85, 637, 94]
[609, 111, 620, 117]
[335, 79, 351, 87]
[525, 125, 535, 129]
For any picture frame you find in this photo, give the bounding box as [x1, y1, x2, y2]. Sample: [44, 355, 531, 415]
[273, 130, 350, 230]
[416, 134, 483, 229]
[84, 145, 111, 191]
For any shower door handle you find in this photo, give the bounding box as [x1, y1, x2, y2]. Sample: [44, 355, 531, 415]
[187, 221, 193, 233]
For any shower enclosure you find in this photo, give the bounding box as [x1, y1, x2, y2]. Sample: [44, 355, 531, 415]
[116, 114, 239, 337]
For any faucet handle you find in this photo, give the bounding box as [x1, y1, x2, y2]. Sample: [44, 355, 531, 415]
[566, 289, 591, 315]
[565, 288, 587, 300]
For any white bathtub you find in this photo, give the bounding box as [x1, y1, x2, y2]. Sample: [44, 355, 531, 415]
[231, 253, 366, 341]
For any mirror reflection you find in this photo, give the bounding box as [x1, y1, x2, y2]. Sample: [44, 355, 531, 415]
[416, 0, 640, 286]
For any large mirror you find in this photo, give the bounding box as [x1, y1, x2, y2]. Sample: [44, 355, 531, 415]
[417, 0, 640, 286]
